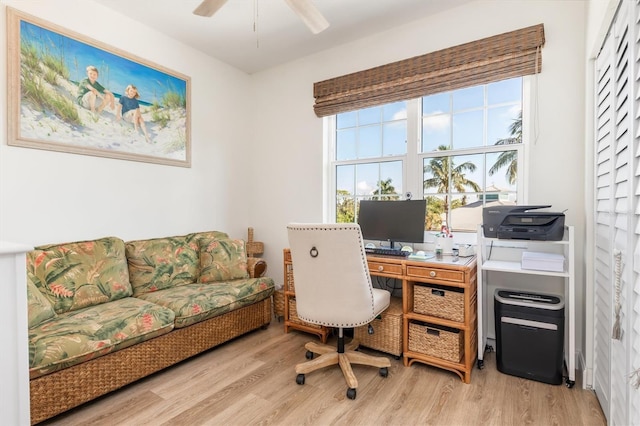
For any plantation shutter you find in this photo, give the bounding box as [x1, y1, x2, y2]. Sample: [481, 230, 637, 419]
[313, 24, 545, 117]
[593, 18, 613, 423]
[592, 1, 640, 424]
[631, 1, 640, 422]
[627, 0, 640, 424]
[608, 6, 632, 425]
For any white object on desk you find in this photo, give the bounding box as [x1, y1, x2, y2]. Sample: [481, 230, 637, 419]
[458, 244, 475, 257]
[408, 252, 434, 260]
[436, 235, 454, 254]
[521, 251, 565, 272]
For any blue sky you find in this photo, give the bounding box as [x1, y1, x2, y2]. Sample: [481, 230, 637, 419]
[335, 78, 522, 198]
[20, 20, 187, 105]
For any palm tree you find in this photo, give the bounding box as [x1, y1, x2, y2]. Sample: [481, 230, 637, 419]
[372, 178, 399, 200]
[489, 111, 522, 185]
[423, 145, 481, 219]
[425, 195, 444, 229]
[336, 189, 355, 223]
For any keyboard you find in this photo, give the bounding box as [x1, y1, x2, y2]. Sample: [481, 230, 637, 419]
[365, 247, 410, 257]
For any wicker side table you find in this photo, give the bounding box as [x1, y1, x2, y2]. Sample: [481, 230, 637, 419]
[273, 289, 285, 321]
[244, 227, 267, 279]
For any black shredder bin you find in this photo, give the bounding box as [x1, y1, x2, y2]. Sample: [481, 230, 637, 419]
[494, 289, 564, 385]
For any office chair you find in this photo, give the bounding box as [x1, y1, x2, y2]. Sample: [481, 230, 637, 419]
[287, 223, 392, 400]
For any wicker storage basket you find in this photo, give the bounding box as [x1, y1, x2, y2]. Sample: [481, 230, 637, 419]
[273, 289, 285, 319]
[414, 283, 464, 323]
[288, 298, 323, 329]
[408, 321, 463, 363]
[354, 297, 403, 356]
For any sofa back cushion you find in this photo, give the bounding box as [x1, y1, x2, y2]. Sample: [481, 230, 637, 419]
[199, 238, 250, 283]
[27, 237, 132, 314]
[26, 280, 56, 328]
[126, 233, 202, 296]
[193, 230, 229, 243]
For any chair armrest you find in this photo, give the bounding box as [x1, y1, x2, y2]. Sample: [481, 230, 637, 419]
[248, 258, 267, 278]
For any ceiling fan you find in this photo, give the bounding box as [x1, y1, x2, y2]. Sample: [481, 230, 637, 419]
[193, 0, 330, 34]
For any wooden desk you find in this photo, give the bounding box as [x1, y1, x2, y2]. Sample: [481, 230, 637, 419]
[282, 249, 477, 383]
[367, 253, 477, 383]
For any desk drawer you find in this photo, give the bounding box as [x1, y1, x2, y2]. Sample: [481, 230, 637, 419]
[368, 261, 403, 276]
[406, 266, 464, 283]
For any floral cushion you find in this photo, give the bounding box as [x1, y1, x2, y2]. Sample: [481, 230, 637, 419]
[193, 230, 229, 243]
[29, 297, 175, 379]
[27, 280, 56, 328]
[135, 276, 274, 328]
[199, 238, 250, 283]
[27, 237, 132, 314]
[126, 234, 202, 296]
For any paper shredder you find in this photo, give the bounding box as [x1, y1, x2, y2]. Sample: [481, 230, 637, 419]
[494, 289, 565, 385]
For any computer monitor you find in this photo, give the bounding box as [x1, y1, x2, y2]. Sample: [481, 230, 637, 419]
[357, 199, 426, 249]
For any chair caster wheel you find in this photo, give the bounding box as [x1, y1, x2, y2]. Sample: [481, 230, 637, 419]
[347, 388, 356, 399]
[296, 374, 305, 385]
[379, 367, 388, 377]
[305, 350, 314, 360]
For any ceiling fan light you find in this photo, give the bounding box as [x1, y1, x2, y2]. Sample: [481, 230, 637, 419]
[193, 0, 229, 17]
[284, 0, 330, 34]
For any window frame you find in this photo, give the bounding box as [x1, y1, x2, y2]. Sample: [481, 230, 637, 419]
[324, 76, 532, 239]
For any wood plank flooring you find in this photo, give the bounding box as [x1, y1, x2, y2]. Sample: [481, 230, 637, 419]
[40, 320, 606, 426]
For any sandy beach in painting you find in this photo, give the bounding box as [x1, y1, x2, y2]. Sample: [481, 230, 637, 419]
[19, 74, 187, 162]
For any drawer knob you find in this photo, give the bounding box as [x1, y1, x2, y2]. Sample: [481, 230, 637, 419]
[378, 266, 384, 272]
[429, 271, 436, 277]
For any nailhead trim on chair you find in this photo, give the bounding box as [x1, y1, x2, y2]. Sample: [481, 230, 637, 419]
[287, 224, 378, 328]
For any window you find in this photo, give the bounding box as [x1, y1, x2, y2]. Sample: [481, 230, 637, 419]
[328, 77, 526, 234]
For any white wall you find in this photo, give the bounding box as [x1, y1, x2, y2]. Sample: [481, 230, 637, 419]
[0, 0, 254, 246]
[250, 0, 588, 351]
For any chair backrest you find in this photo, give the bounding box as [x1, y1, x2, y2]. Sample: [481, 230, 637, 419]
[287, 223, 377, 328]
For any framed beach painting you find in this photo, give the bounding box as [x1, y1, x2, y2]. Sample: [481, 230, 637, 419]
[6, 8, 191, 167]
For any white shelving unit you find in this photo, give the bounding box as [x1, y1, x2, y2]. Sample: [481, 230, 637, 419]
[0, 241, 33, 425]
[476, 225, 575, 387]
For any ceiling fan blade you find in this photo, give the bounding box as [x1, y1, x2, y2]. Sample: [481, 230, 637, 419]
[283, 0, 330, 34]
[193, 0, 229, 17]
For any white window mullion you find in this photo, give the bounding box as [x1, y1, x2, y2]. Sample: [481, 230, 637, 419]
[405, 99, 422, 199]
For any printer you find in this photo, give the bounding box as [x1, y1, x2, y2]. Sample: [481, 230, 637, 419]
[482, 205, 565, 241]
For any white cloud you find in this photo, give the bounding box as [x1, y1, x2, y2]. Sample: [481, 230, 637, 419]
[357, 180, 373, 193]
[393, 109, 407, 120]
[423, 113, 450, 133]
[508, 105, 521, 117]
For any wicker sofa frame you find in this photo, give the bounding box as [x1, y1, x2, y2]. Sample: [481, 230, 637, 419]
[30, 297, 272, 424]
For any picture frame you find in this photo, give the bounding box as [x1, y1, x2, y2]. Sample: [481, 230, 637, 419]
[6, 7, 191, 168]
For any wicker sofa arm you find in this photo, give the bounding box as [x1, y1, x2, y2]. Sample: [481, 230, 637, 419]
[248, 258, 267, 278]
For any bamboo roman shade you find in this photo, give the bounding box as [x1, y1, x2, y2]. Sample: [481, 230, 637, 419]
[313, 24, 545, 117]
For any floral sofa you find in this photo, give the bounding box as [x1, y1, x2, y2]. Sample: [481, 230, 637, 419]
[26, 231, 274, 424]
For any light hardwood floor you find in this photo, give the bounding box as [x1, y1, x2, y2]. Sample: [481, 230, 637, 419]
[41, 319, 606, 426]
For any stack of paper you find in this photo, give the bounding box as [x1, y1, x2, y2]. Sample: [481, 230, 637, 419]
[521, 251, 565, 272]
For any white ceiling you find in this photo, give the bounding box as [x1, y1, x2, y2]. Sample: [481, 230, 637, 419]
[93, 0, 474, 74]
